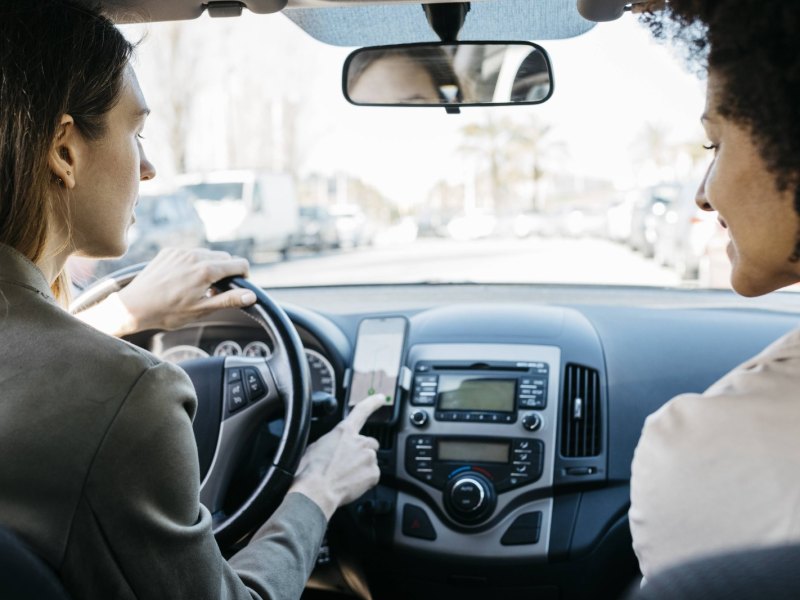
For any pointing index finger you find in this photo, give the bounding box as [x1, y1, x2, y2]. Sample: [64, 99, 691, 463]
[345, 394, 388, 430]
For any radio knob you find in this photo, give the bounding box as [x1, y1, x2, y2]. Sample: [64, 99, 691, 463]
[444, 473, 496, 524]
[409, 410, 429, 428]
[522, 413, 542, 432]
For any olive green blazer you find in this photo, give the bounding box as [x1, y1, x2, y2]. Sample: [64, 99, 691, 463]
[0, 244, 326, 599]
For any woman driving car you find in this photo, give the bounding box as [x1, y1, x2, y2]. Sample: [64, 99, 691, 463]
[629, 0, 800, 582]
[0, 1, 383, 598]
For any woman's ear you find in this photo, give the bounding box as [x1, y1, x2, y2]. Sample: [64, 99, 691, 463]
[48, 115, 78, 190]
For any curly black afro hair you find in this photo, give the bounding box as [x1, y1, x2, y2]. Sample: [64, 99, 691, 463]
[641, 1, 800, 258]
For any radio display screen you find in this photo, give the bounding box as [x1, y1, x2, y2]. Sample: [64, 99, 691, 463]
[437, 376, 516, 412]
[438, 440, 510, 463]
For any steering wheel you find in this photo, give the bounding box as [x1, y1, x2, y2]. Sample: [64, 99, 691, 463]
[69, 263, 312, 548]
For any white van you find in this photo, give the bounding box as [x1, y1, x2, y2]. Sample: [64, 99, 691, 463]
[178, 171, 298, 260]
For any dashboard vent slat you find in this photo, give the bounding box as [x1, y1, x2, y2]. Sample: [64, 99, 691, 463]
[561, 364, 601, 457]
[362, 424, 394, 450]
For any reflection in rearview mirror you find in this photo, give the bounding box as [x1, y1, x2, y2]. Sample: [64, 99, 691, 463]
[344, 42, 553, 108]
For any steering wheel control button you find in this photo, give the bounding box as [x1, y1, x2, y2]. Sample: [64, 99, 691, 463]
[226, 368, 242, 384]
[402, 504, 437, 541]
[500, 511, 542, 546]
[444, 473, 496, 524]
[227, 382, 246, 413]
[243, 367, 267, 402]
[522, 413, 543, 432]
[409, 410, 429, 427]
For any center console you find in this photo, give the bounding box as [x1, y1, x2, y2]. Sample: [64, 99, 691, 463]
[394, 343, 561, 559]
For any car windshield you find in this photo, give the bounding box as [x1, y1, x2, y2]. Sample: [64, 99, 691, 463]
[72, 11, 769, 292]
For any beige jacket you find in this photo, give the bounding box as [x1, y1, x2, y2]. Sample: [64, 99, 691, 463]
[0, 244, 326, 599]
[630, 325, 800, 580]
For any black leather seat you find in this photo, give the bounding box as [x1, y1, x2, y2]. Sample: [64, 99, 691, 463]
[630, 542, 800, 600]
[0, 526, 71, 600]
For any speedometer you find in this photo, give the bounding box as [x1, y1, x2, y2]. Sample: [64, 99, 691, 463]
[214, 340, 242, 357]
[243, 341, 271, 358]
[305, 349, 336, 396]
[160, 345, 209, 364]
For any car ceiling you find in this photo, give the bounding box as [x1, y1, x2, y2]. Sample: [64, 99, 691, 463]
[95, 0, 599, 46]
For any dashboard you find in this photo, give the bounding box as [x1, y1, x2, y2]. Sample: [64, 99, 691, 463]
[127, 285, 800, 600]
[149, 323, 337, 399]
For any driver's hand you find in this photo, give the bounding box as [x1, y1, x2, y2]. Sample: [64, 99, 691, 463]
[288, 394, 385, 520]
[114, 247, 255, 334]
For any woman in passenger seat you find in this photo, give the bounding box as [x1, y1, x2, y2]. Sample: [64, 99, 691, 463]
[0, 1, 384, 598]
[629, 0, 800, 582]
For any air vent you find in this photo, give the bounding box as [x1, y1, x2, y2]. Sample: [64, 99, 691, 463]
[362, 424, 394, 451]
[561, 364, 601, 457]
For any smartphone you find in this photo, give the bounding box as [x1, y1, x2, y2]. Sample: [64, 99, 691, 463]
[347, 316, 408, 424]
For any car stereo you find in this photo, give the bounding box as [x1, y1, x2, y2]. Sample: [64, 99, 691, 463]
[410, 360, 549, 424]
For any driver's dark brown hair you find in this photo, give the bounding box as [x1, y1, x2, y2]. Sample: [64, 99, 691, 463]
[0, 0, 134, 303]
[641, 1, 800, 260]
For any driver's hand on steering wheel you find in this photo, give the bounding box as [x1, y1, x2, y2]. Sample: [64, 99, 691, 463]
[76, 247, 256, 337]
[288, 394, 385, 520]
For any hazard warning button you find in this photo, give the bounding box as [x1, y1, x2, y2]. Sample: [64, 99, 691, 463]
[402, 503, 437, 541]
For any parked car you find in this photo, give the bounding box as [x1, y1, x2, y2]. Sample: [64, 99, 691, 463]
[178, 171, 298, 261]
[293, 205, 340, 251]
[652, 183, 718, 280]
[628, 183, 681, 258]
[328, 203, 371, 247]
[69, 190, 207, 284]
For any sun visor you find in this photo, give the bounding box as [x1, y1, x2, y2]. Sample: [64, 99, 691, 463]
[282, 0, 595, 47]
[96, 0, 288, 23]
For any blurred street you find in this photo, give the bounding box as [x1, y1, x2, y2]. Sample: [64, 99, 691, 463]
[250, 236, 683, 288]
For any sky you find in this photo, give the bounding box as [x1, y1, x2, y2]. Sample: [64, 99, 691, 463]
[124, 9, 707, 208]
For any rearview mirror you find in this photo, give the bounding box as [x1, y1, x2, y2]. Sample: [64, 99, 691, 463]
[343, 42, 553, 110]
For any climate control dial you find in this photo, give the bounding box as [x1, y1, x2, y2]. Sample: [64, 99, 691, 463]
[443, 472, 496, 524]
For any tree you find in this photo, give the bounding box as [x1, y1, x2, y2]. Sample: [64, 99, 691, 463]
[458, 114, 563, 213]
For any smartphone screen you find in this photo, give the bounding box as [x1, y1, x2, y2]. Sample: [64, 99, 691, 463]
[347, 316, 407, 423]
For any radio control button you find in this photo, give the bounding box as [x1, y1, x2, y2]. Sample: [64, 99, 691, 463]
[412, 395, 435, 406]
[519, 397, 546, 409]
[522, 413, 543, 432]
[409, 410, 429, 428]
[415, 375, 438, 383]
